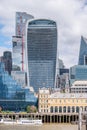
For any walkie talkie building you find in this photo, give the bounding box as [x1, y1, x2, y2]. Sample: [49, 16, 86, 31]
[26, 19, 58, 92]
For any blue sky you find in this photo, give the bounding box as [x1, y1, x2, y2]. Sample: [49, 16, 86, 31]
[0, 0, 87, 67]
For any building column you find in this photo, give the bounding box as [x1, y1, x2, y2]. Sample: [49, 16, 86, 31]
[74, 106, 76, 113]
[53, 107, 55, 113]
[57, 107, 59, 113]
[70, 106, 72, 113]
[59, 116, 61, 123]
[69, 116, 70, 123]
[66, 107, 68, 113]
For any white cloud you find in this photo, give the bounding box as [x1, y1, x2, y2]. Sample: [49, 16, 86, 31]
[0, 0, 87, 67]
[0, 47, 11, 57]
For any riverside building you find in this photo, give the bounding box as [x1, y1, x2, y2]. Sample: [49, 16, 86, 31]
[26, 19, 58, 92]
[0, 62, 37, 111]
[70, 80, 87, 93]
[38, 88, 87, 113]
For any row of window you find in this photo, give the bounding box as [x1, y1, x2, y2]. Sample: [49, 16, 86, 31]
[75, 84, 87, 86]
[50, 99, 87, 103]
[50, 106, 87, 113]
[40, 98, 87, 103]
[40, 95, 48, 98]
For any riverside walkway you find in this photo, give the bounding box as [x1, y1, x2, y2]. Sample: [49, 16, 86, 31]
[0, 112, 79, 123]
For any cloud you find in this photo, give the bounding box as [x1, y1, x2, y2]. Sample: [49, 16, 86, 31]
[0, 0, 87, 67]
[0, 47, 11, 57]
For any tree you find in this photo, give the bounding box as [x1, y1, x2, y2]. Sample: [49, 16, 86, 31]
[0, 106, 2, 112]
[26, 105, 37, 113]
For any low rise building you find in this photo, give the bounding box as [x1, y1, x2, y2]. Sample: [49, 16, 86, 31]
[70, 80, 87, 93]
[38, 88, 87, 113]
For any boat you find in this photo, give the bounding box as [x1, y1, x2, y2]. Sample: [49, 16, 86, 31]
[17, 119, 43, 125]
[0, 118, 16, 124]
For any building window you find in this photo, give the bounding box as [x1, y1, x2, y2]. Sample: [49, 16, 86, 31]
[76, 106, 79, 113]
[63, 106, 66, 113]
[59, 106, 62, 113]
[72, 106, 75, 113]
[50, 106, 53, 113]
[67, 106, 70, 113]
[55, 106, 58, 113]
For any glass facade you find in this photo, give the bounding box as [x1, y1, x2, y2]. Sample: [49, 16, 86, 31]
[1, 51, 12, 75]
[0, 62, 37, 111]
[70, 65, 87, 85]
[27, 19, 57, 92]
[78, 36, 87, 65]
[12, 12, 34, 71]
[12, 36, 22, 71]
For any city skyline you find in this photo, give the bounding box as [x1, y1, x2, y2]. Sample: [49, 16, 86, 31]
[0, 0, 87, 67]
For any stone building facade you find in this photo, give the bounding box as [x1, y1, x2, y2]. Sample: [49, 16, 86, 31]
[38, 88, 87, 113]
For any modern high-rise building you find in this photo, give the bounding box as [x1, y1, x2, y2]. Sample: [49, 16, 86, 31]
[1, 51, 12, 75]
[12, 12, 34, 71]
[26, 19, 58, 92]
[16, 12, 34, 36]
[70, 65, 87, 85]
[12, 36, 22, 71]
[78, 36, 87, 65]
[58, 59, 65, 69]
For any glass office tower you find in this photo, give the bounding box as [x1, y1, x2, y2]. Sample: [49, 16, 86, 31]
[27, 19, 57, 92]
[1, 51, 12, 75]
[78, 36, 87, 65]
[12, 12, 34, 71]
[0, 62, 37, 111]
[70, 65, 87, 85]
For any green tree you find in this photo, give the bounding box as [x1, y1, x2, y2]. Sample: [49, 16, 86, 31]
[0, 106, 2, 112]
[26, 105, 37, 113]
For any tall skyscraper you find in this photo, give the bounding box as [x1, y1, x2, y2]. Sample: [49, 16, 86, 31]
[12, 12, 34, 71]
[78, 36, 87, 65]
[12, 36, 22, 71]
[27, 19, 58, 92]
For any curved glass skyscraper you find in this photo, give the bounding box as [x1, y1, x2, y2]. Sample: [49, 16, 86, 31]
[27, 19, 57, 92]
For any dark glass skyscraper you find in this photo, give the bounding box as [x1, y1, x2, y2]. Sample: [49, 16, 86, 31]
[1, 51, 12, 75]
[78, 36, 87, 65]
[27, 19, 57, 92]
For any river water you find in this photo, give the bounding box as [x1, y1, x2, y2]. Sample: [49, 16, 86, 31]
[0, 124, 85, 130]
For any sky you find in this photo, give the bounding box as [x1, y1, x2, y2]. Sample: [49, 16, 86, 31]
[0, 0, 87, 68]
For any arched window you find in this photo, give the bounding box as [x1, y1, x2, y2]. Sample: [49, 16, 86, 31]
[50, 106, 53, 113]
[76, 106, 79, 113]
[72, 106, 75, 113]
[67, 106, 70, 113]
[55, 106, 58, 112]
[59, 106, 62, 113]
[63, 106, 66, 113]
